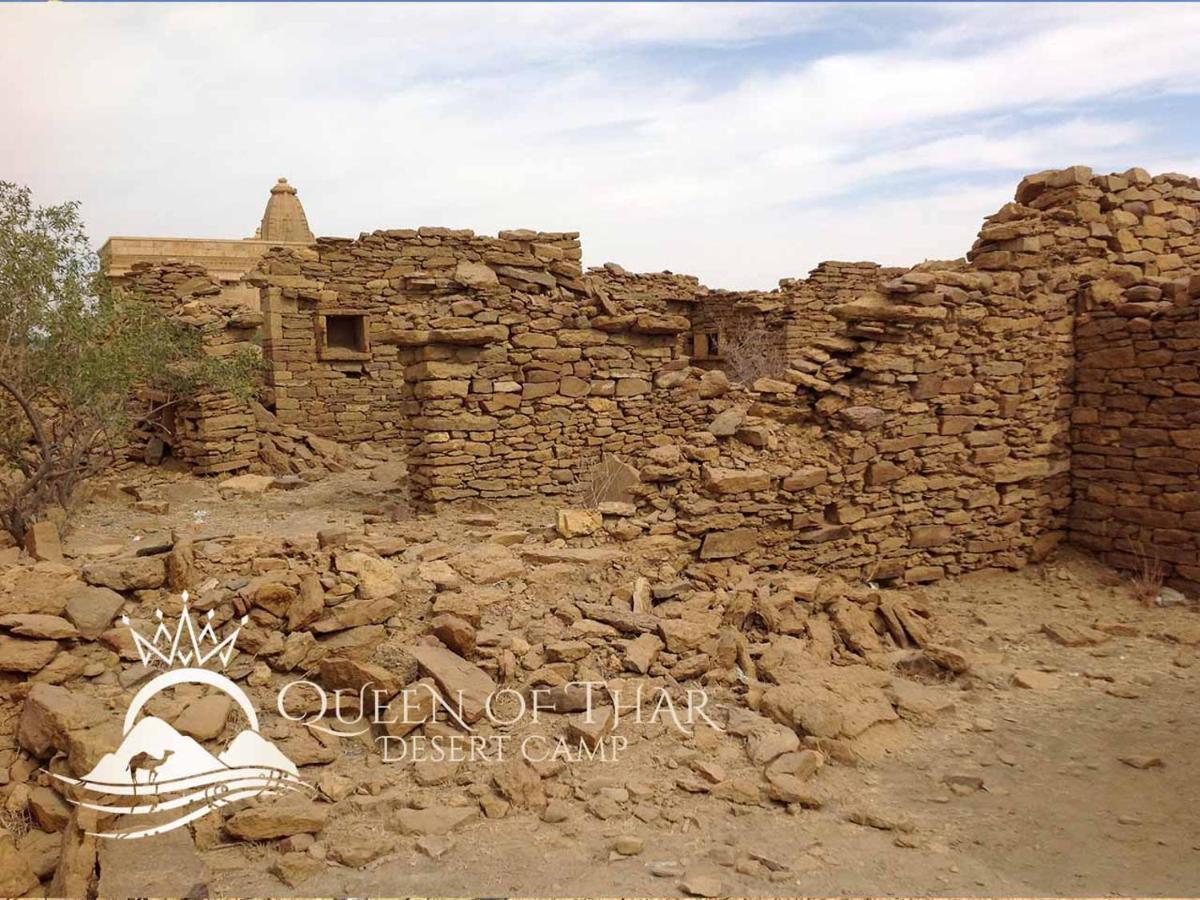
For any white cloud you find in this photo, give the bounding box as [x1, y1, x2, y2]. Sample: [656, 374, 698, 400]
[1, 2, 1198, 287]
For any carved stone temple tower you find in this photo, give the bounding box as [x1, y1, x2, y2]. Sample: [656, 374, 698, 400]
[257, 177, 315, 243]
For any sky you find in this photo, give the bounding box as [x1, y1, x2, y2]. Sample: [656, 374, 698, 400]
[3, 2, 1200, 289]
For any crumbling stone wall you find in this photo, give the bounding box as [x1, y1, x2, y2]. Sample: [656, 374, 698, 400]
[778, 261, 899, 354]
[686, 294, 787, 378]
[116, 262, 262, 474]
[683, 262, 898, 383]
[963, 166, 1200, 591]
[120, 166, 1200, 588]
[628, 261, 1074, 584]
[114, 261, 348, 478]
[253, 230, 702, 502]
[614, 168, 1200, 585]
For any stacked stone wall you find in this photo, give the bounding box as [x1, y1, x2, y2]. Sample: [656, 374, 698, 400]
[112, 261, 350, 478]
[120, 166, 1200, 588]
[115, 262, 263, 474]
[627, 261, 1074, 583]
[254, 230, 706, 502]
[778, 261, 897, 356]
[991, 166, 1200, 593]
[617, 168, 1200, 584]
[1071, 298, 1200, 590]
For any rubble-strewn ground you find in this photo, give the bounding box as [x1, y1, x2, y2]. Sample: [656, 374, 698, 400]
[2, 455, 1197, 898]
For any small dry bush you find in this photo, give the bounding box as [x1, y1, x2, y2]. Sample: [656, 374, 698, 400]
[720, 322, 785, 385]
[0, 805, 33, 839]
[1128, 540, 1165, 606]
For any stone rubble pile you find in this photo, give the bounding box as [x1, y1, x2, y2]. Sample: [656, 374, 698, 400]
[0, 506, 970, 894]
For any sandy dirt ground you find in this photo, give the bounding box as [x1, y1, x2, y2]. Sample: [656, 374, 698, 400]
[14, 461, 1200, 898]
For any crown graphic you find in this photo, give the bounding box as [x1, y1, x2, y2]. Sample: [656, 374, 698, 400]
[122, 592, 249, 669]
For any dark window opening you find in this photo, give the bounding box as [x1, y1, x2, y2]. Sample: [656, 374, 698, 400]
[326, 315, 367, 352]
[693, 330, 721, 359]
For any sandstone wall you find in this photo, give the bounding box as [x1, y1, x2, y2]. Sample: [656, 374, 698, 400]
[778, 261, 897, 353]
[627, 261, 1074, 584]
[253, 230, 704, 502]
[615, 167, 1200, 585]
[116, 262, 262, 474]
[121, 166, 1200, 589]
[683, 262, 896, 383]
[1072, 299, 1200, 590]
[113, 261, 349, 478]
[970, 166, 1200, 592]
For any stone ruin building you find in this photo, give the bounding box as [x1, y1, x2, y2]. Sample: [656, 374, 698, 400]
[102, 167, 1200, 595]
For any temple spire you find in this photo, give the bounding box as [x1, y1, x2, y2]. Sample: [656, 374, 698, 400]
[258, 177, 314, 243]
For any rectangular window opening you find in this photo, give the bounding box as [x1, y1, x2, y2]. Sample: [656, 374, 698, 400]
[318, 312, 371, 361]
[692, 329, 721, 359]
[326, 314, 367, 352]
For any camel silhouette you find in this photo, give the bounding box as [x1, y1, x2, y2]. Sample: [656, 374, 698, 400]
[128, 749, 175, 789]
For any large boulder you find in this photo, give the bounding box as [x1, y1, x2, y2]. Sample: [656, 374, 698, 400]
[761, 667, 898, 740]
[252, 583, 297, 618]
[287, 573, 325, 631]
[0, 614, 78, 640]
[311, 596, 398, 633]
[334, 551, 399, 600]
[829, 600, 884, 654]
[0, 833, 39, 897]
[556, 509, 602, 539]
[23, 521, 63, 563]
[316, 624, 386, 661]
[0, 635, 59, 673]
[657, 616, 719, 654]
[492, 759, 546, 811]
[225, 799, 328, 840]
[706, 407, 746, 437]
[758, 635, 820, 685]
[173, 694, 233, 741]
[760, 682, 844, 739]
[319, 657, 407, 700]
[698, 369, 730, 399]
[1, 569, 80, 616]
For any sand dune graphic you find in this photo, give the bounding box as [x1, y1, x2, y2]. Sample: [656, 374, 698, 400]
[53, 716, 308, 840]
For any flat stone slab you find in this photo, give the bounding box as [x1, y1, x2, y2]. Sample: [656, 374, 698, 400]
[519, 546, 623, 565]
